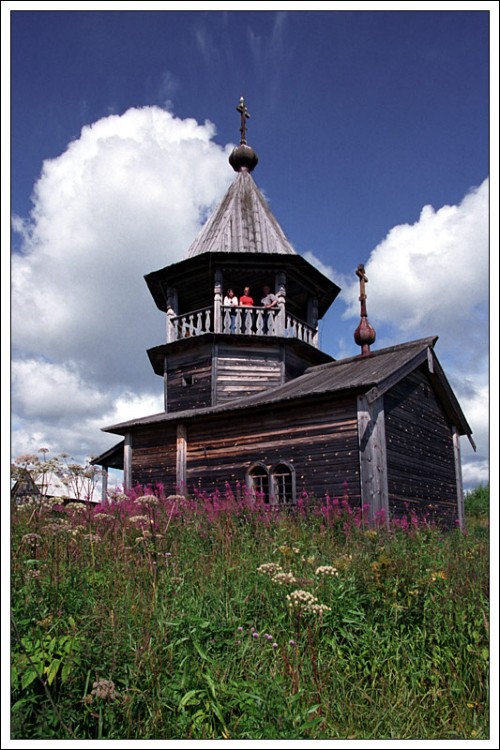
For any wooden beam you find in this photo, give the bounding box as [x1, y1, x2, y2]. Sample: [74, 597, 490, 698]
[163, 354, 168, 412]
[452, 425, 465, 532]
[357, 394, 389, 527]
[176, 424, 187, 494]
[101, 467, 108, 503]
[124, 433, 132, 492]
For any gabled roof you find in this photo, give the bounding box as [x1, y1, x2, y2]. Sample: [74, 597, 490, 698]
[186, 170, 297, 257]
[100, 337, 472, 442]
[11, 469, 91, 501]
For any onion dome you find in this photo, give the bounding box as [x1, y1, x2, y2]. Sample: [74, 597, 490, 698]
[354, 264, 376, 356]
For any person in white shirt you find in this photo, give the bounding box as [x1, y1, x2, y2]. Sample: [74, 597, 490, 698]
[224, 289, 239, 307]
[223, 288, 239, 332]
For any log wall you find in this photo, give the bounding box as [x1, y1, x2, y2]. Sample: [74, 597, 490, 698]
[131, 424, 179, 493]
[384, 368, 458, 526]
[184, 396, 360, 503]
[214, 343, 284, 404]
[166, 355, 213, 412]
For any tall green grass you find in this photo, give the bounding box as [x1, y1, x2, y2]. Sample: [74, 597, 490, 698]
[10, 484, 489, 740]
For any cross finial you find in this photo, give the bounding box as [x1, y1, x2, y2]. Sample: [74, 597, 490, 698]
[354, 263, 376, 356]
[236, 96, 250, 144]
[356, 264, 368, 301]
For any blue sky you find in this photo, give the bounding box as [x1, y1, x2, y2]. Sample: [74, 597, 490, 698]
[4, 4, 496, 491]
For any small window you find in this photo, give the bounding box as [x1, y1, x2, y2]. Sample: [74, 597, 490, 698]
[272, 463, 296, 505]
[182, 374, 193, 387]
[247, 463, 270, 503]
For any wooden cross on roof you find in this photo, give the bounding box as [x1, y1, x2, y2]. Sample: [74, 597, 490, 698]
[236, 96, 250, 144]
[356, 264, 368, 303]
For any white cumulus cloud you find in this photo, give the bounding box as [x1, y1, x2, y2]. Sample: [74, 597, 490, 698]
[340, 179, 490, 488]
[11, 106, 233, 462]
[342, 179, 489, 372]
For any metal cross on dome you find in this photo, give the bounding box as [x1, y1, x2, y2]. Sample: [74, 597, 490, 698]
[236, 96, 250, 144]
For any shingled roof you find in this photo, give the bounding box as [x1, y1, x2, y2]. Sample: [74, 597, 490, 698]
[185, 170, 297, 257]
[101, 336, 472, 440]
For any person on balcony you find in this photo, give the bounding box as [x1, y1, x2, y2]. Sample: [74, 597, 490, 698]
[261, 286, 278, 334]
[261, 286, 277, 309]
[239, 286, 254, 333]
[240, 286, 254, 306]
[223, 288, 239, 332]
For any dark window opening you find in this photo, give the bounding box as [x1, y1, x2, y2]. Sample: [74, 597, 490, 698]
[272, 463, 295, 505]
[248, 465, 270, 503]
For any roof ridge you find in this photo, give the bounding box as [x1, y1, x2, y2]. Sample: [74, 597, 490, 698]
[304, 335, 439, 374]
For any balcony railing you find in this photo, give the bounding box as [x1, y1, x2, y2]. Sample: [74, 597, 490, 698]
[166, 306, 318, 347]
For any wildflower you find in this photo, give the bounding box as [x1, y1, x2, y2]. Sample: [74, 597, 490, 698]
[430, 570, 447, 582]
[237, 626, 243, 632]
[65, 502, 87, 513]
[21, 533, 42, 545]
[289, 639, 296, 647]
[26, 569, 41, 580]
[278, 545, 292, 556]
[129, 515, 149, 524]
[135, 495, 159, 507]
[287, 589, 317, 611]
[82, 533, 101, 543]
[91, 679, 118, 701]
[286, 589, 331, 615]
[256, 562, 283, 578]
[252, 632, 259, 639]
[272, 642, 278, 650]
[273, 571, 297, 586]
[37, 615, 53, 628]
[315, 565, 339, 577]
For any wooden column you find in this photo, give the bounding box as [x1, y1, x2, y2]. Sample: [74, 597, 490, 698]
[214, 270, 223, 333]
[176, 424, 187, 494]
[357, 394, 389, 527]
[275, 271, 286, 336]
[123, 433, 132, 492]
[452, 426, 465, 531]
[100, 466, 108, 503]
[166, 287, 178, 343]
[163, 354, 168, 412]
[307, 296, 319, 346]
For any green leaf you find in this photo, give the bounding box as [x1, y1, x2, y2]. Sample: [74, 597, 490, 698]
[61, 661, 72, 682]
[46, 658, 61, 686]
[21, 668, 38, 690]
[193, 640, 208, 661]
[179, 689, 202, 709]
[203, 671, 217, 698]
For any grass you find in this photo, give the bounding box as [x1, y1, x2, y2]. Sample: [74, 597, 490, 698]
[10, 483, 490, 740]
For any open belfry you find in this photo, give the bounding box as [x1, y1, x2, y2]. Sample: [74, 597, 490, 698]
[93, 99, 473, 528]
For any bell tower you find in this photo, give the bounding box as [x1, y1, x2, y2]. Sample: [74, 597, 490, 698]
[144, 98, 341, 413]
